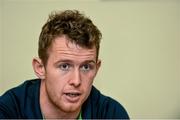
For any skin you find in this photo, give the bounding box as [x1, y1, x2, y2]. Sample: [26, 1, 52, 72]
[32, 35, 101, 119]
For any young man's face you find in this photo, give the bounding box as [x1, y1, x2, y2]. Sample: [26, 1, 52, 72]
[42, 36, 100, 113]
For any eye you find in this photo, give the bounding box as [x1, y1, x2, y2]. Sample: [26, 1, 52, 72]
[59, 63, 70, 71]
[80, 64, 91, 72]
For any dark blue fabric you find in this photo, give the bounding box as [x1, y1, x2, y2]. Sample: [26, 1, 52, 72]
[0, 79, 129, 119]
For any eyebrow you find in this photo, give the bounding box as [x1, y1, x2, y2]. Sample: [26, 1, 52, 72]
[81, 60, 96, 64]
[54, 59, 96, 66]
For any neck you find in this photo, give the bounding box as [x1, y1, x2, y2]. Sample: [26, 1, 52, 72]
[39, 80, 81, 119]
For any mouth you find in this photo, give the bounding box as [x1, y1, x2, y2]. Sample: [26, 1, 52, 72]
[65, 93, 81, 97]
[64, 92, 82, 103]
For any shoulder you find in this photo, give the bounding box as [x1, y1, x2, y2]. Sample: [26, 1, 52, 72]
[1, 79, 40, 101]
[82, 86, 129, 119]
[0, 79, 41, 118]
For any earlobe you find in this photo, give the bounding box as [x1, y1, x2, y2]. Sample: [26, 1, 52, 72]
[32, 57, 46, 79]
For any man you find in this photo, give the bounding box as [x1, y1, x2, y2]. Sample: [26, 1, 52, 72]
[0, 10, 129, 119]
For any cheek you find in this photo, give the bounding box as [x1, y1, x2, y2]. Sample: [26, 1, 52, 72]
[45, 78, 63, 96]
[45, 70, 66, 95]
[81, 72, 96, 88]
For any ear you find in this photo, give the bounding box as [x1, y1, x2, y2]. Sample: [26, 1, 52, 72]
[32, 57, 46, 79]
[96, 59, 101, 72]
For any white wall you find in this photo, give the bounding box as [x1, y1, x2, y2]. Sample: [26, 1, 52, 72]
[0, 0, 2, 92]
[0, 0, 180, 118]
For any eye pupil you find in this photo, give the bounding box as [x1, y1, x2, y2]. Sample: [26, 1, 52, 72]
[85, 65, 89, 69]
[63, 64, 67, 68]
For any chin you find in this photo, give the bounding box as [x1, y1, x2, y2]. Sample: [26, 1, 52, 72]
[61, 103, 81, 113]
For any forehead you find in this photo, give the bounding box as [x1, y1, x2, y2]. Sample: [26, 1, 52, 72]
[48, 36, 97, 59]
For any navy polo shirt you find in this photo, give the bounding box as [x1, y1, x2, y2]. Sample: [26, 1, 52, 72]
[0, 79, 129, 119]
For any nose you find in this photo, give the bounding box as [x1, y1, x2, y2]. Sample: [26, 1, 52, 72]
[69, 69, 81, 87]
